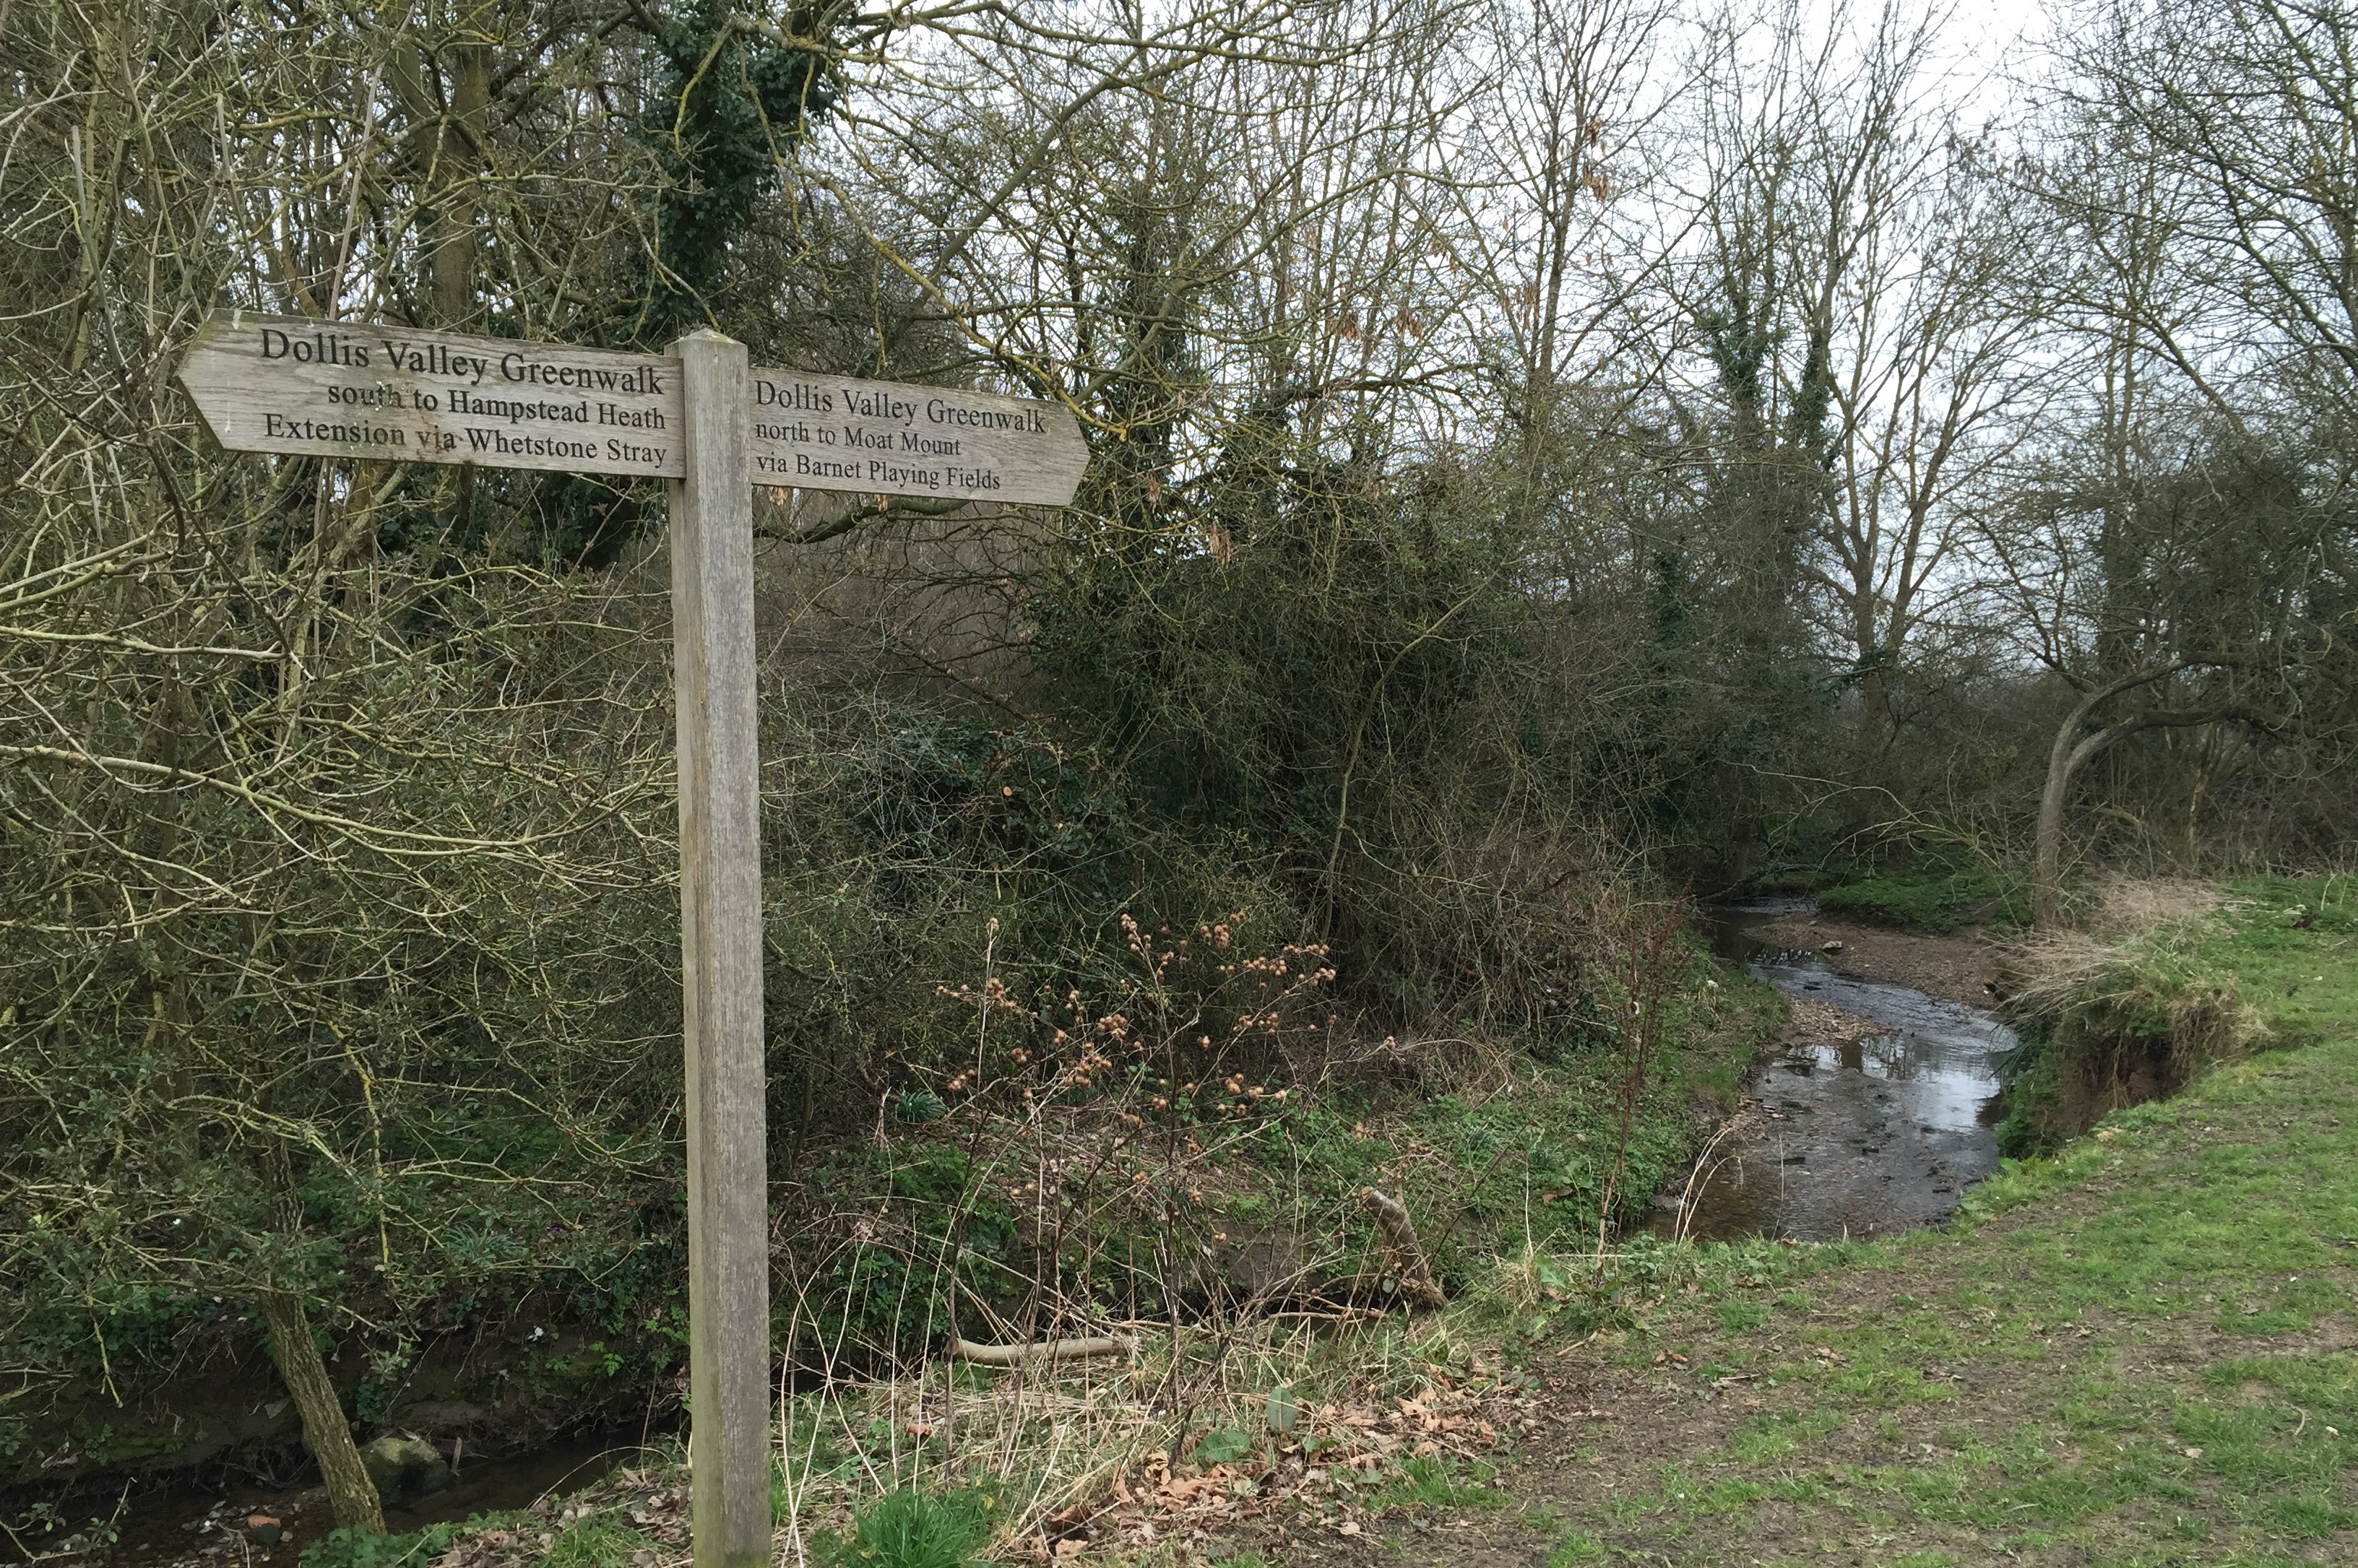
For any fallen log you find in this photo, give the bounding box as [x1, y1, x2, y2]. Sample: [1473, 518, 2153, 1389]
[947, 1333, 1138, 1366]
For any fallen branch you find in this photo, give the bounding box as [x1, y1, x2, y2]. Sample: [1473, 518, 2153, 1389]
[947, 1334, 1137, 1366]
[1359, 1187, 1446, 1308]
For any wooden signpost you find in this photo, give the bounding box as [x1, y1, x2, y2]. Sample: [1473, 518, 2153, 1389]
[180, 309, 1084, 1568]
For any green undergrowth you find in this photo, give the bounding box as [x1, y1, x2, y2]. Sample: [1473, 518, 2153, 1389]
[822, 1487, 996, 1567]
[301, 1505, 665, 1568]
[1, 921, 1782, 1530]
[1813, 846, 2028, 934]
[349, 883, 2346, 1567]
[779, 957, 1786, 1370]
[301, 1515, 512, 1568]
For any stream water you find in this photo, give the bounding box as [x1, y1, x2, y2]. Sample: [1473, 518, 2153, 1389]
[6, 1426, 661, 1568]
[1653, 900, 2018, 1242]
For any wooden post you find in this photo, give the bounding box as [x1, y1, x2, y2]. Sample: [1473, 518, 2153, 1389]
[669, 329, 771, 1568]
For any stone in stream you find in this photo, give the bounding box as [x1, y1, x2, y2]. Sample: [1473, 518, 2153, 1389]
[360, 1434, 454, 1502]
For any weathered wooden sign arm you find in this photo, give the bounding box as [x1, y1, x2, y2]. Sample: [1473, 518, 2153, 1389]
[745, 367, 1085, 507]
[178, 308, 1083, 1568]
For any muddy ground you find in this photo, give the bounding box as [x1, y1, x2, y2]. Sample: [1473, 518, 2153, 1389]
[1748, 912, 2008, 1008]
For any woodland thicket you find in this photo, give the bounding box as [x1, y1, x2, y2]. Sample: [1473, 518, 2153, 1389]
[4, 0, 2354, 1499]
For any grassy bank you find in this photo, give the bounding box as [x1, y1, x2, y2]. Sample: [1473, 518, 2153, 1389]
[1999, 875, 2358, 1152]
[1261, 875, 2358, 1567]
[1805, 846, 2029, 936]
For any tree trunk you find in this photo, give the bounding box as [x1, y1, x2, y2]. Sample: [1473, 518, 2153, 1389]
[430, 30, 491, 325]
[259, 1289, 384, 1535]
[2034, 661, 2224, 928]
[1859, 658, 1891, 734]
[2033, 715, 2095, 930]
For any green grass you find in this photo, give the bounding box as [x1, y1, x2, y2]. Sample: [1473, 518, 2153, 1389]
[1364, 1456, 1507, 1511]
[1815, 862, 2025, 933]
[1546, 1525, 1608, 1563]
[299, 1518, 504, 1568]
[2183, 875, 2358, 1044]
[826, 1488, 993, 1568]
[542, 1516, 652, 1568]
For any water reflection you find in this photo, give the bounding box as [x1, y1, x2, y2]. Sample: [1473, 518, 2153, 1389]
[1657, 912, 2015, 1243]
[1750, 959, 2015, 1136]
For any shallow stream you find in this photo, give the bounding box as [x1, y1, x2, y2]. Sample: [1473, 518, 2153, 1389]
[6, 1426, 656, 1568]
[1653, 901, 2017, 1243]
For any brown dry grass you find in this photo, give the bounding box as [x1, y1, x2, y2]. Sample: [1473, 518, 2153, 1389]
[2078, 873, 2229, 935]
[2004, 877, 2250, 1052]
[2002, 878, 2269, 1143]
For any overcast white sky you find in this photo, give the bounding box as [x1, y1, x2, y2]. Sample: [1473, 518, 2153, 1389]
[1941, 0, 2057, 119]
